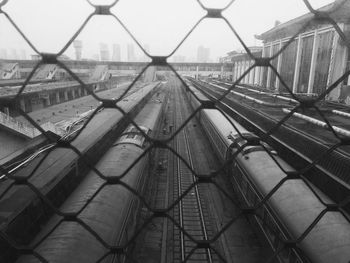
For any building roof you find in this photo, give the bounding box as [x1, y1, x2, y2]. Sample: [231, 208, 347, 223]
[257, 0, 350, 42]
[0, 78, 96, 99]
[0, 62, 17, 72]
[0, 62, 19, 80]
[221, 47, 263, 63]
[33, 64, 57, 80]
[89, 65, 109, 82]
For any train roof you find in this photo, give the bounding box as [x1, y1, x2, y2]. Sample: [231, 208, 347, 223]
[115, 125, 149, 148]
[203, 109, 247, 145]
[187, 82, 210, 102]
[133, 96, 163, 129]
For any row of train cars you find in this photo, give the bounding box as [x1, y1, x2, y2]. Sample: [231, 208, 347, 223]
[184, 81, 350, 263]
[10, 79, 350, 262]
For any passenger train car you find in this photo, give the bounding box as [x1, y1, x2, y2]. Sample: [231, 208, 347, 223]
[184, 83, 350, 263]
[16, 95, 165, 263]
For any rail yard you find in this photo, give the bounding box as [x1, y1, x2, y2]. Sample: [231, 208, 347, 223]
[1, 0, 350, 262]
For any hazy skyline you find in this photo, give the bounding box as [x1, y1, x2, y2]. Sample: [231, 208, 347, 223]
[0, 0, 334, 61]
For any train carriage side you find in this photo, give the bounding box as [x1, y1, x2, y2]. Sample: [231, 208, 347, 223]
[233, 138, 350, 262]
[200, 109, 236, 162]
[184, 82, 231, 161]
[16, 94, 165, 263]
[185, 82, 205, 114]
[187, 88, 350, 262]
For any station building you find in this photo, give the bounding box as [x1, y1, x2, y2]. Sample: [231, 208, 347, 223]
[220, 47, 263, 84]
[256, 1, 350, 104]
[0, 62, 19, 79]
[0, 64, 106, 114]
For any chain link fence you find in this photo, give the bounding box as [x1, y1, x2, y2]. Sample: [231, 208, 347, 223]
[0, 0, 350, 262]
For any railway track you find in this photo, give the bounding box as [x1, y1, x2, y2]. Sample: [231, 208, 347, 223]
[119, 78, 270, 262]
[135, 79, 220, 262]
[171, 84, 216, 263]
[130, 88, 172, 263]
[199, 78, 350, 165]
[189, 78, 350, 212]
[208, 79, 350, 144]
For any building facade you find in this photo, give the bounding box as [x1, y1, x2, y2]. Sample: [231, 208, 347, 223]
[73, 40, 83, 60]
[99, 43, 110, 61]
[220, 47, 263, 84]
[112, 44, 121, 61]
[197, 45, 210, 63]
[127, 44, 136, 62]
[256, 1, 350, 103]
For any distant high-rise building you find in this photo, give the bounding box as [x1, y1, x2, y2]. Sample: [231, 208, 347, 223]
[142, 44, 150, 62]
[73, 40, 83, 60]
[204, 48, 210, 61]
[31, 54, 41, 60]
[58, 54, 71, 60]
[92, 54, 100, 61]
[197, 45, 210, 63]
[173, 55, 186, 63]
[20, 49, 26, 60]
[127, 44, 135, 62]
[0, 49, 7, 59]
[11, 49, 19, 59]
[100, 43, 110, 61]
[112, 44, 121, 61]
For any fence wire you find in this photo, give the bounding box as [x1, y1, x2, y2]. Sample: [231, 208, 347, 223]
[0, 0, 350, 262]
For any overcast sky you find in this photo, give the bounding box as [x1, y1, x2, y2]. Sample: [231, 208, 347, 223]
[0, 0, 334, 62]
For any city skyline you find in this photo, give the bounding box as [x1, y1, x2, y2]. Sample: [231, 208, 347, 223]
[0, 43, 220, 63]
[99, 42, 110, 61]
[0, 42, 152, 62]
[112, 43, 121, 61]
[197, 45, 211, 63]
[0, 0, 334, 62]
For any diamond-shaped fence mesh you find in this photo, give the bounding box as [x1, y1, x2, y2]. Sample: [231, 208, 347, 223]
[0, 0, 350, 262]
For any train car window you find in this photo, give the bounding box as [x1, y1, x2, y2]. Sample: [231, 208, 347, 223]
[129, 127, 138, 133]
[126, 133, 137, 139]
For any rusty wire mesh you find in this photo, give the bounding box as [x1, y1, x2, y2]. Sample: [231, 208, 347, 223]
[0, 0, 350, 262]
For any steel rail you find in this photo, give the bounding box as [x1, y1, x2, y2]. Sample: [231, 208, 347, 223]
[212, 80, 299, 104]
[174, 88, 186, 262]
[332, 109, 350, 118]
[169, 83, 184, 262]
[176, 86, 213, 263]
[214, 80, 350, 122]
[199, 79, 350, 159]
[160, 88, 172, 263]
[190, 79, 350, 194]
[283, 108, 350, 138]
[182, 111, 213, 263]
[205, 81, 289, 108]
